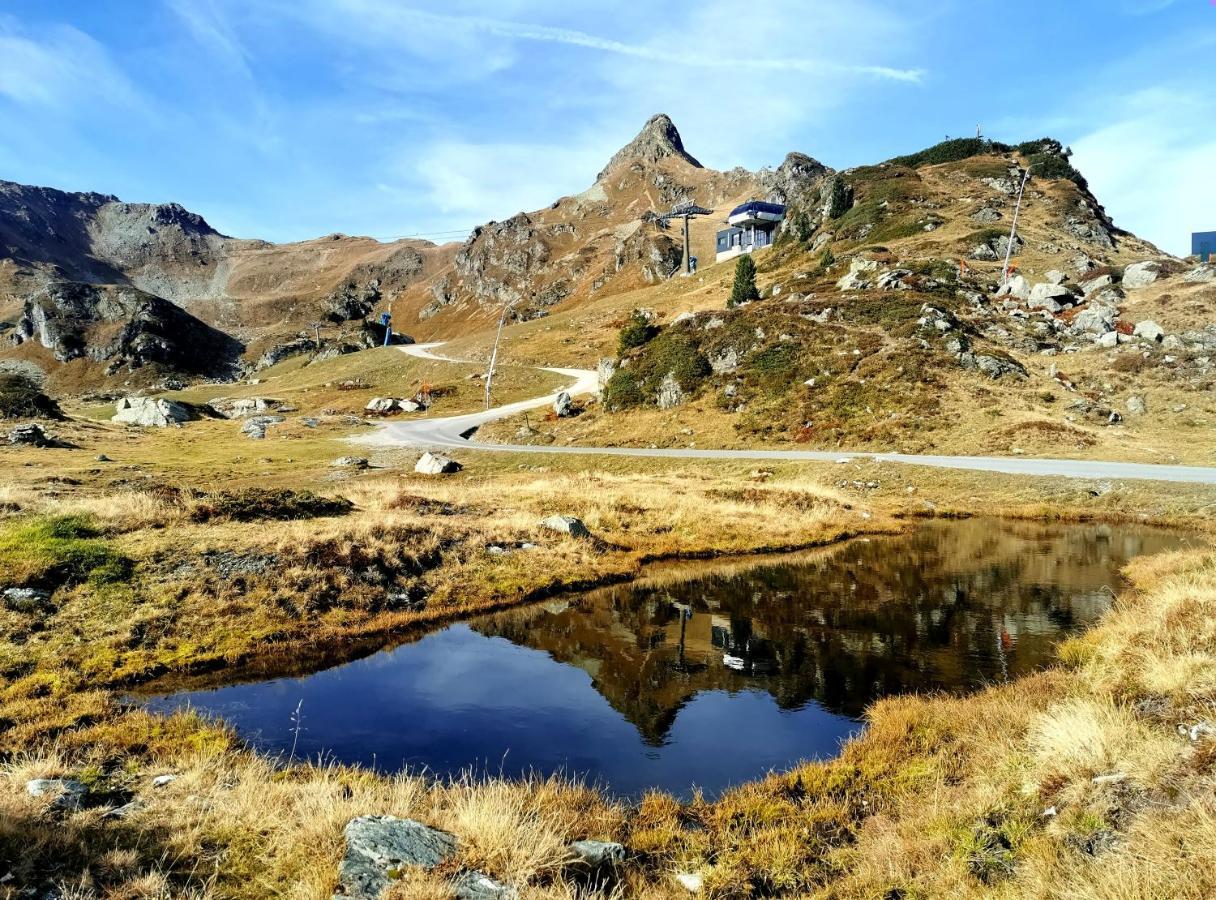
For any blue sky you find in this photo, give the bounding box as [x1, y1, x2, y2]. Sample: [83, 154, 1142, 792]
[0, 0, 1212, 254]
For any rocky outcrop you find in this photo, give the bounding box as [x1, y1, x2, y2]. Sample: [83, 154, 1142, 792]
[597, 114, 703, 181]
[761, 152, 830, 205]
[613, 225, 682, 284]
[12, 281, 242, 375]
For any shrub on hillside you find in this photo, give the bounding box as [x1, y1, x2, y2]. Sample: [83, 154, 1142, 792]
[617, 310, 658, 354]
[887, 137, 1010, 169]
[189, 489, 354, 523]
[0, 374, 62, 419]
[602, 369, 643, 410]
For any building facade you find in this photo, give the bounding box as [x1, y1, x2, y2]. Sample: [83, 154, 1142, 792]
[715, 200, 786, 263]
[1194, 231, 1216, 263]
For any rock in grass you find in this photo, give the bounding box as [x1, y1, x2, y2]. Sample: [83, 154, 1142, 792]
[3, 586, 52, 613]
[331, 456, 369, 469]
[453, 870, 518, 899]
[540, 514, 591, 538]
[1122, 260, 1161, 289]
[336, 816, 457, 899]
[1133, 320, 1165, 342]
[7, 422, 52, 446]
[26, 778, 88, 811]
[112, 396, 191, 427]
[570, 839, 625, 868]
[553, 391, 573, 417]
[1127, 396, 1147, 416]
[414, 451, 461, 475]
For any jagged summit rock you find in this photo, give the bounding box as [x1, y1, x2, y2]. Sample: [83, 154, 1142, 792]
[762, 152, 831, 204]
[597, 113, 703, 181]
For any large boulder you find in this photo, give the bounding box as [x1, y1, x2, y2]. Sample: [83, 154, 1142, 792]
[1133, 320, 1165, 342]
[242, 415, 285, 440]
[835, 257, 878, 291]
[657, 372, 685, 410]
[112, 396, 192, 427]
[208, 397, 283, 419]
[414, 451, 462, 475]
[1184, 264, 1216, 283]
[1122, 261, 1161, 289]
[364, 397, 397, 414]
[553, 391, 574, 417]
[1072, 304, 1118, 335]
[335, 816, 457, 899]
[996, 275, 1031, 300]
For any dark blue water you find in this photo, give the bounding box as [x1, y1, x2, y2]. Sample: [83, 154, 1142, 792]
[144, 519, 1184, 798]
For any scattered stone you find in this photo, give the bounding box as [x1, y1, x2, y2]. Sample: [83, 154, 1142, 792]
[1078, 273, 1115, 296]
[1127, 396, 1147, 416]
[540, 515, 591, 538]
[242, 415, 285, 440]
[151, 774, 178, 788]
[102, 800, 144, 820]
[1096, 331, 1119, 349]
[1072, 304, 1118, 335]
[971, 207, 1003, 224]
[1122, 260, 1161, 289]
[95, 453, 112, 462]
[331, 456, 369, 469]
[1091, 772, 1128, 785]
[1183, 264, 1216, 283]
[335, 816, 457, 899]
[7, 422, 52, 446]
[453, 871, 518, 900]
[1044, 269, 1068, 285]
[553, 391, 573, 417]
[973, 354, 1028, 380]
[112, 396, 191, 427]
[835, 257, 878, 291]
[414, 452, 461, 475]
[570, 840, 626, 869]
[26, 778, 88, 811]
[3, 586, 52, 613]
[208, 397, 283, 419]
[1133, 320, 1164, 343]
[1068, 399, 1123, 426]
[996, 274, 1031, 300]
[365, 397, 397, 414]
[397, 399, 421, 413]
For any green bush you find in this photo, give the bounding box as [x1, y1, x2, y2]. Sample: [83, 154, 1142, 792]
[728, 255, 760, 308]
[602, 369, 643, 410]
[887, 137, 1010, 170]
[618, 311, 658, 353]
[0, 374, 61, 419]
[189, 489, 354, 523]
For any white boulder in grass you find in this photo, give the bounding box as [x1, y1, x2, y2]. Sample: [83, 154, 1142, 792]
[414, 451, 461, 475]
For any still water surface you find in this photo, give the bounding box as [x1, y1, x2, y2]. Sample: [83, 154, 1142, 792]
[145, 519, 1185, 797]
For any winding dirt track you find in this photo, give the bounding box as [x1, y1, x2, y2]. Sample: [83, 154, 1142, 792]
[359, 343, 1216, 485]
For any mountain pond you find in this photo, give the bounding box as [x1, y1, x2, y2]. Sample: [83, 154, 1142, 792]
[143, 518, 1188, 798]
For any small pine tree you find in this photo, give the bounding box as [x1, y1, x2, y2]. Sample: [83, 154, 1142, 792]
[728, 254, 760, 308]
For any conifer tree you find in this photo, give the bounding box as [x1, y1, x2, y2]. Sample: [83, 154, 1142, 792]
[728, 254, 760, 308]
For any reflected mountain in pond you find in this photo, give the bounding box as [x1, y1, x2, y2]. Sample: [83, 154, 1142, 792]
[470, 519, 1181, 744]
[145, 519, 1185, 797]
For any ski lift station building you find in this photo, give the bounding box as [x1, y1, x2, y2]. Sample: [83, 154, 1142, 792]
[715, 200, 786, 263]
[1195, 231, 1216, 263]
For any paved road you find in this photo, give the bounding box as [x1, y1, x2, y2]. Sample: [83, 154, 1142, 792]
[361, 343, 1216, 485]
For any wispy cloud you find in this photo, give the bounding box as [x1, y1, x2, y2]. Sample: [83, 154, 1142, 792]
[166, 0, 253, 75]
[0, 15, 141, 110]
[326, 2, 924, 82]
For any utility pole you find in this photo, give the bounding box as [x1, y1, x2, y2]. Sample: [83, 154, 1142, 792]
[1001, 166, 1033, 286]
[484, 298, 518, 410]
[310, 321, 324, 346]
[655, 202, 712, 276]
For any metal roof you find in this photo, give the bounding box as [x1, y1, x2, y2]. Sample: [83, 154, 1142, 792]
[728, 200, 786, 218]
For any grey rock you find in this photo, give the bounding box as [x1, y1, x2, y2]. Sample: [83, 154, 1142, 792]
[1096, 331, 1119, 349]
[1183, 264, 1216, 283]
[596, 358, 616, 394]
[26, 778, 88, 811]
[540, 515, 591, 538]
[1068, 399, 1123, 426]
[1078, 273, 1116, 296]
[1122, 261, 1161, 289]
[453, 871, 518, 900]
[971, 207, 1003, 224]
[7, 422, 52, 446]
[709, 346, 739, 375]
[875, 269, 913, 291]
[208, 397, 282, 419]
[334, 816, 457, 899]
[969, 242, 999, 262]
[414, 452, 461, 475]
[112, 396, 191, 427]
[1029, 283, 1072, 305]
[975, 354, 1027, 380]
[364, 397, 397, 414]
[331, 456, 369, 469]
[1044, 269, 1068, 285]
[397, 399, 421, 413]
[242, 415, 284, 439]
[570, 840, 626, 869]
[1127, 396, 1147, 416]
[996, 275, 1031, 300]
[1072, 304, 1118, 335]
[1133, 320, 1165, 342]
[657, 372, 685, 410]
[836, 257, 878, 291]
[553, 391, 573, 417]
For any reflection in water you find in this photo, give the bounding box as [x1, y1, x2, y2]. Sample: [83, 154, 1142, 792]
[144, 520, 1185, 798]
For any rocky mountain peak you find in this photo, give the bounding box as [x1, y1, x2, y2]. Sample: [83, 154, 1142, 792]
[597, 113, 703, 181]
